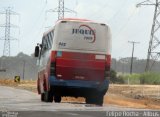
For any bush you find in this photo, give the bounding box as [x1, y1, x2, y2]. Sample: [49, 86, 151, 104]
[110, 70, 125, 84]
[139, 72, 160, 85]
[122, 74, 141, 84]
[118, 72, 160, 85]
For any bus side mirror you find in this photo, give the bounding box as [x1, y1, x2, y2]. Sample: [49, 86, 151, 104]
[34, 45, 40, 57]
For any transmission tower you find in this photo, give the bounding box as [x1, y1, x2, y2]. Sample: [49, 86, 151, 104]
[0, 7, 19, 56]
[137, 0, 160, 71]
[47, 0, 76, 20]
[58, 0, 64, 19]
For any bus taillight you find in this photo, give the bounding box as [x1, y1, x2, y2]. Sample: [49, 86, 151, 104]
[50, 62, 56, 76]
[105, 55, 111, 71]
[50, 51, 57, 76]
[105, 55, 111, 79]
[50, 51, 57, 63]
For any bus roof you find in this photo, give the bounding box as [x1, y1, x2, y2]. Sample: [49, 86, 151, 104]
[43, 18, 107, 37]
[58, 18, 94, 22]
[56, 18, 106, 25]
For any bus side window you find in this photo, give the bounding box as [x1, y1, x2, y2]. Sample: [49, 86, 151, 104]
[41, 38, 48, 53]
[45, 35, 50, 50]
[48, 32, 53, 48]
[47, 34, 51, 49]
[51, 30, 54, 41]
[41, 30, 54, 54]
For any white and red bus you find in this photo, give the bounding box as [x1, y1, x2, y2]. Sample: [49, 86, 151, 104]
[34, 18, 111, 105]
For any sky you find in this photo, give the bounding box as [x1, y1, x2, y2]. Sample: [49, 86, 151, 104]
[0, 0, 157, 59]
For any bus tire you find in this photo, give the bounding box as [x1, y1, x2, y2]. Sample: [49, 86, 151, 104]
[95, 95, 103, 106]
[86, 95, 103, 106]
[41, 93, 45, 102]
[44, 91, 53, 102]
[54, 95, 61, 103]
[86, 96, 94, 104]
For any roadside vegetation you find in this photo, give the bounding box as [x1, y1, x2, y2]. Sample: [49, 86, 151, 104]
[110, 70, 160, 85]
[0, 79, 37, 92]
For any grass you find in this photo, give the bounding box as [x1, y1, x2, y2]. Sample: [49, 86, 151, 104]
[0, 79, 36, 86]
[139, 72, 160, 85]
[122, 74, 141, 84]
[119, 72, 160, 85]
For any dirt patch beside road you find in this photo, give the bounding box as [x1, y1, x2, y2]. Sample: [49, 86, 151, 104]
[0, 79, 160, 109]
[107, 84, 160, 109]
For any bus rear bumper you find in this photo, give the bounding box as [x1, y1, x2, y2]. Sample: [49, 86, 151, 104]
[49, 76, 109, 92]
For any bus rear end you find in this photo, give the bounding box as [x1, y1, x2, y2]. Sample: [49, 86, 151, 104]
[49, 19, 111, 105]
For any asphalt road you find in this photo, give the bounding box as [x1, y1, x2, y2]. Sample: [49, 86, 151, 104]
[0, 86, 155, 117]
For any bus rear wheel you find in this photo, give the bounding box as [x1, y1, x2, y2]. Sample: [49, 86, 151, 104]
[54, 95, 61, 103]
[41, 93, 45, 102]
[86, 95, 103, 106]
[44, 91, 53, 102]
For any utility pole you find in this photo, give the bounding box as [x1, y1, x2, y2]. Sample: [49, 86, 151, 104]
[137, 0, 160, 72]
[128, 41, 140, 74]
[22, 60, 26, 80]
[0, 7, 19, 57]
[46, 0, 76, 20]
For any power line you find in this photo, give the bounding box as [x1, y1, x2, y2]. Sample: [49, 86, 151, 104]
[137, 0, 160, 72]
[22, 1, 48, 46]
[114, 7, 138, 39]
[128, 41, 140, 74]
[87, 0, 110, 19]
